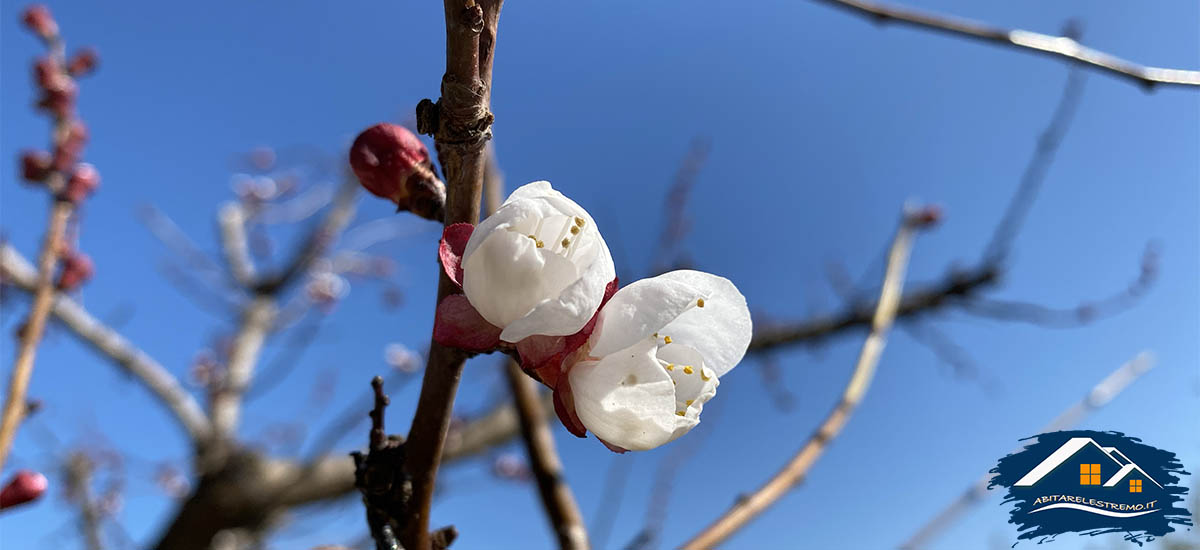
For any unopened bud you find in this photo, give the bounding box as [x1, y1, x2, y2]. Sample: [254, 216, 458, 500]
[19, 150, 52, 183]
[33, 57, 65, 90]
[0, 470, 48, 510]
[36, 78, 77, 119]
[908, 205, 943, 228]
[61, 162, 99, 203]
[56, 250, 94, 291]
[349, 123, 445, 221]
[20, 5, 57, 40]
[67, 47, 99, 76]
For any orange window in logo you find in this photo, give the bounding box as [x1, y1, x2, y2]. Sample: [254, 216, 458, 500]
[1130, 479, 1142, 493]
[1080, 463, 1101, 485]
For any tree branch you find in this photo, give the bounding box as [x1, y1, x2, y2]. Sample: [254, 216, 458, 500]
[682, 207, 931, 549]
[209, 295, 276, 442]
[403, 1, 505, 548]
[217, 202, 257, 288]
[0, 243, 214, 443]
[815, 0, 1200, 89]
[505, 361, 589, 550]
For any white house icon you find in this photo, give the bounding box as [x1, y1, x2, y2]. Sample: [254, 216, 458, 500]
[1014, 437, 1163, 489]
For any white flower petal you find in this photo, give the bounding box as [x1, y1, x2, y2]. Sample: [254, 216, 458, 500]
[500, 234, 614, 341]
[569, 338, 677, 451]
[657, 343, 718, 442]
[656, 270, 752, 377]
[588, 275, 706, 358]
[463, 229, 579, 329]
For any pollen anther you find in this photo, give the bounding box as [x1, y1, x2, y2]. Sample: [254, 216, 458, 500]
[675, 411, 685, 417]
[663, 336, 672, 344]
[683, 366, 694, 375]
[561, 238, 570, 248]
[697, 298, 705, 307]
[574, 217, 585, 227]
[700, 370, 711, 381]
[570, 225, 580, 235]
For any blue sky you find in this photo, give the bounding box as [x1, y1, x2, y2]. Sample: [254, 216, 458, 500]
[1, 0, 1197, 549]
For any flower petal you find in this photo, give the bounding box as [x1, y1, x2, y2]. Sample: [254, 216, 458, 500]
[432, 294, 501, 351]
[516, 277, 620, 388]
[553, 384, 588, 438]
[656, 270, 752, 378]
[568, 338, 677, 451]
[500, 232, 614, 341]
[587, 275, 706, 359]
[463, 229, 579, 331]
[438, 223, 474, 287]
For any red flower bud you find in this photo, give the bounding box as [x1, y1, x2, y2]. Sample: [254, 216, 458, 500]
[56, 250, 94, 291]
[20, 5, 57, 39]
[349, 123, 445, 221]
[19, 150, 52, 183]
[61, 162, 99, 203]
[67, 47, 99, 76]
[33, 57, 65, 90]
[0, 470, 48, 511]
[36, 78, 77, 119]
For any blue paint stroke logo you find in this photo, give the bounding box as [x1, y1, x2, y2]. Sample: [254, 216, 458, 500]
[989, 430, 1191, 545]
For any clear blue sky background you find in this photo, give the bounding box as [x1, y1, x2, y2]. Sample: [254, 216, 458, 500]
[1, 1, 1197, 549]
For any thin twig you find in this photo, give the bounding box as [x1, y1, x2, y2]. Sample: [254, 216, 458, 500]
[681, 207, 930, 549]
[0, 243, 213, 442]
[0, 200, 72, 470]
[899, 351, 1155, 549]
[505, 361, 590, 550]
[815, 0, 1200, 89]
[218, 202, 257, 287]
[402, 1, 505, 547]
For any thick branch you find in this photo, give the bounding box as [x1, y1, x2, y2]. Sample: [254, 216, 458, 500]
[682, 208, 927, 549]
[0, 243, 214, 442]
[0, 200, 73, 470]
[505, 361, 589, 550]
[403, 1, 504, 548]
[816, 0, 1200, 89]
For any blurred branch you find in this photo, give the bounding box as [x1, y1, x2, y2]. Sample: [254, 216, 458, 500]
[209, 296, 276, 442]
[402, 0, 505, 547]
[218, 203, 257, 288]
[815, 0, 1200, 89]
[651, 138, 710, 275]
[65, 452, 105, 550]
[984, 66, 1085, 263]
[682, 207, 932, 549]
[0, 201, 72, 471]
[0, 243, 214, 443]
[505, 361, 589, 550]
[136, 204, 225, 276]
[900, 351, 1156, 549]
[255, 177, 358, 295]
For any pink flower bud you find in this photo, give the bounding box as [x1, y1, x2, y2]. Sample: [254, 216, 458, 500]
[20, 5, 57, 39]
[19, 150, 52, 183]
[56, 250, 93, 291]
[36, 78, 77, 119]
[0, 470, 48, 510]
[61, 162, 99, 203]
[67, 47, 99, 76]
[33, 57, 65, 90]
[349, 123, 445, 221]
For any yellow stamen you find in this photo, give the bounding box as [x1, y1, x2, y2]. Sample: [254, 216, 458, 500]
[663, 336, 672, 344]
[701, 370, 711, 381]
[686, 399, 694, 406]
[536, 240, 544, 248]
[665, 363, 674, 371]
[561, 238, 570, 248]
[675, 411, 685, 417]
[574, 217, 585, 227]
[683, 366, 694, 375]
[570, 225, 580, 235]
[697, 298, 705, 308]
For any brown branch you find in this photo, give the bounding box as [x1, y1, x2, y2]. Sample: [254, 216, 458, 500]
[0, 200, 72, 470]
[505, 361, 589, 550]
[815, 0, 1200, 89]
[899, 351, 1155, 549]
[402, 1, 504, 548]
[0, 243, 213, 442]
[65, 451, 106, 550]
[682, 207, 930, 549]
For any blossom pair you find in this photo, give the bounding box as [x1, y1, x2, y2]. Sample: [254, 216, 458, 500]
[435, 182, 751, 451]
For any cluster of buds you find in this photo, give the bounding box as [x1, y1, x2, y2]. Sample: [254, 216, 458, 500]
[16, 5, 102, 294]
[349, 123, 446, 221]
[18, 4, 101, 206]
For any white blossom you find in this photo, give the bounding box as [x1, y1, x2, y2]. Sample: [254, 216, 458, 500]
[568, 270, 752, 450]
[461, 181, 615, 342]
